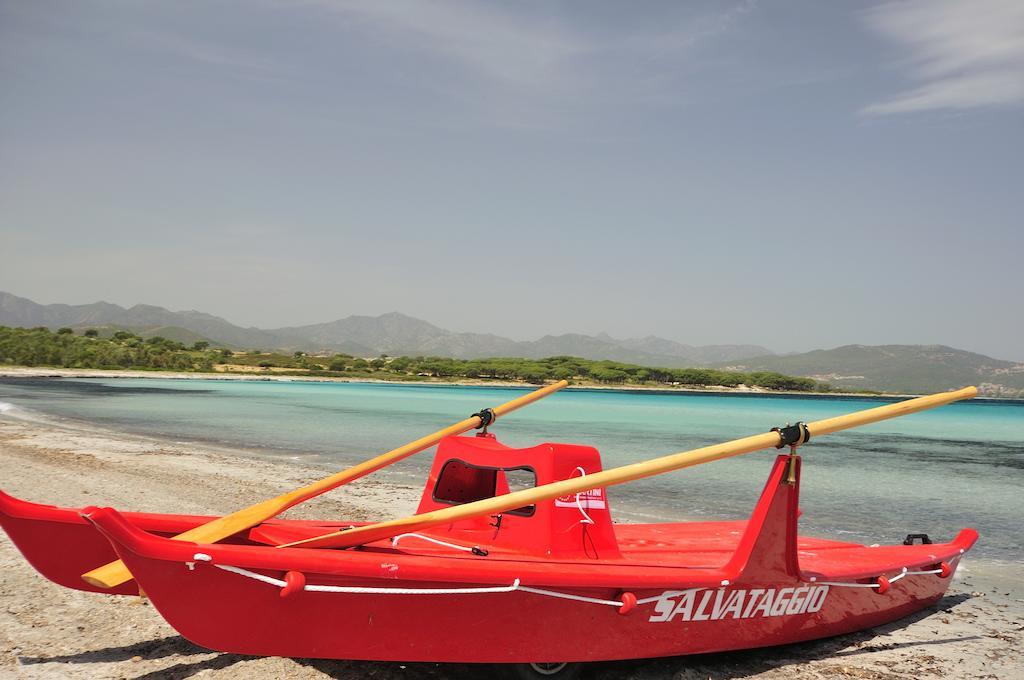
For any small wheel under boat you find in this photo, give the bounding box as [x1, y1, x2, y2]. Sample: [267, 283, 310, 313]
[504, 661, 584, 679]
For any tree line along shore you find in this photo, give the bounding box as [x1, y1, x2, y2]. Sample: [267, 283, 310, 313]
[0, 325, 837, 392]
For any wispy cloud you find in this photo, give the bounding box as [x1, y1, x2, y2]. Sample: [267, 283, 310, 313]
[131, 29, 280, 78]
[628, 0, 757, 56]
[312, 0, 587, 90]
[308, 0, 756, 94]
[863, 0, 1024, 115]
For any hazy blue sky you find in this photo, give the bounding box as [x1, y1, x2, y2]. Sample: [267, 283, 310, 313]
[2, 1, 1022, 360]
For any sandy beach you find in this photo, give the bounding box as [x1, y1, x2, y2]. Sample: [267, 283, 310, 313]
[1, 411, 1022, 679]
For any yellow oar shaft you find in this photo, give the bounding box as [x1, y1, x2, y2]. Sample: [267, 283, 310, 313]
[284, 386, 977, 550]
[82, 380, 568, 588]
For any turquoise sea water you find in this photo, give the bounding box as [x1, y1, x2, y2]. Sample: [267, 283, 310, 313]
[0, 378, 1021, 562]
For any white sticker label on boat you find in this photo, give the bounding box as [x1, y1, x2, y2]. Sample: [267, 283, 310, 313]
[647, 585, 829, 623]
[554, 488, 606, 509]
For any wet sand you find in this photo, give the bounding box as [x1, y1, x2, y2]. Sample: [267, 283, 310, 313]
[1, 413, 1021, 679]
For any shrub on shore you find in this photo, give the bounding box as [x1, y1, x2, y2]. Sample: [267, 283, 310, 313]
[0, 325, 827, 392]
[0, 326, 216, 372]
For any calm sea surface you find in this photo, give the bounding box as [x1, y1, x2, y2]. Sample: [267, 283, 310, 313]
[1, 378, 1021, 562]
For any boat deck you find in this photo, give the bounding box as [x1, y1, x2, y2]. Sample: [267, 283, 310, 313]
[615, 521, 957, 578]
[249, 517, 958, 583]
[614, 520, 851, 568]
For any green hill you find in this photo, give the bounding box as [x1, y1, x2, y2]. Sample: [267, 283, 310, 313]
[718, 345, 1024, 397]
[68, 324, 222, 348]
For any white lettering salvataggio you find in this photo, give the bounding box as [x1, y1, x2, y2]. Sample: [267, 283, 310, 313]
[648, 585, 830, 623]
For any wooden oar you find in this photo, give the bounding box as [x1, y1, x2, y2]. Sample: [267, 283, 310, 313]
[283, 386, 977, 550]
[82, 380, 569, 588]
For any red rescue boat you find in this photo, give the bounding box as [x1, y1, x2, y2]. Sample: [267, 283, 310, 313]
[1, 432, 977, 672]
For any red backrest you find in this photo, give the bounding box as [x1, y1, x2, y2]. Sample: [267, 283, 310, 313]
[416, 434, 621, 558]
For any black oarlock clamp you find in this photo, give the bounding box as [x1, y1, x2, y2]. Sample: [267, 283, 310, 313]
[771, 422, 811, 449]
[771, 422, 810, 485]
[472, 408, 496, 435]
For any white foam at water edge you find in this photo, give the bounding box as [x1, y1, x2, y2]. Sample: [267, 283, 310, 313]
[0, 401, 14, 414]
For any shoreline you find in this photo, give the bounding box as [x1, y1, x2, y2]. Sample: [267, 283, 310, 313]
[1, 410, 1022, 678]
[1, 366, 994, 403]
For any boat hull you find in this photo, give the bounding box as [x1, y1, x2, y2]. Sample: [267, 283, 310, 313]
[0, 490, 356, 595]
[107, 545, 962, 662]
[75, 455, 977, 663]
[0, 490, 215, 595]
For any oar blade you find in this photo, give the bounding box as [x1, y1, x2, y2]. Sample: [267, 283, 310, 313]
[81, 495, 295, 588]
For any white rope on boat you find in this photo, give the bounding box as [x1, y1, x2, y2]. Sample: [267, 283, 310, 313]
[187, 553, 627, 604]
[572, 466, 595, 526]
[888, 567, 910, 584]
[186, 553, 954, 603]
[809, 578, 880, 588]
[517, 585, 624, 608]
[905, 567, 946, 576]
[809, 564, 948, 589]
[304, 580, 522, 595]
[391, 533, 478, 553]
[191, 553, 522, 594]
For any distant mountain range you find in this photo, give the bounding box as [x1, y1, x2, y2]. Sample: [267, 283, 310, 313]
[3, 291, 1021, 396]
[0, 292, 770, 368]
[0, 293, 284, 349]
